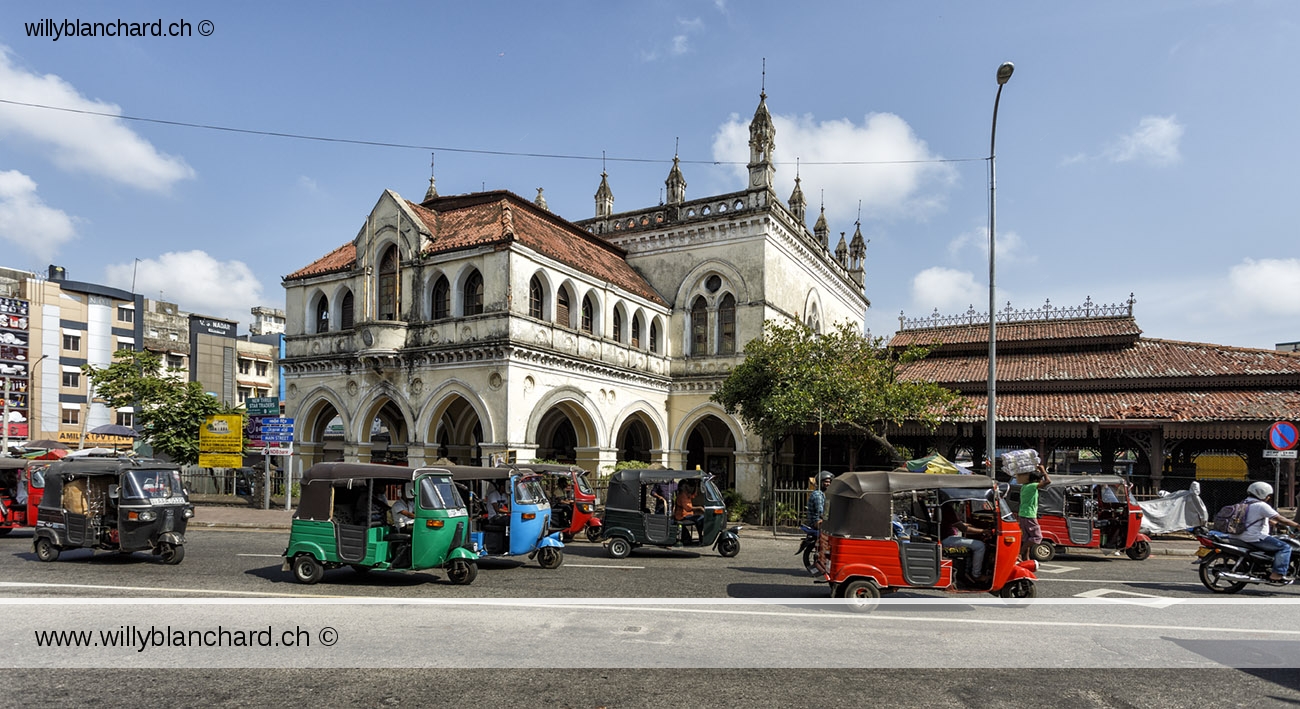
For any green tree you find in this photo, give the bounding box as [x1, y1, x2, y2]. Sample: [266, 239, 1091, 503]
[712, 320, 967, 467]
[82, 350, 241, 465]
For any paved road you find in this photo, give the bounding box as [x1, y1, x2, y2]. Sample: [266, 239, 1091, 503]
[5, 529, 1299, 706]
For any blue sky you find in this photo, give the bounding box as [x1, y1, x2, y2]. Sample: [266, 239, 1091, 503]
[0, 1, 1296, 349]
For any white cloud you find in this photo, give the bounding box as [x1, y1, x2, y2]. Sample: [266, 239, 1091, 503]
[1226, 258, 1300, 316]
[1105, 115, 1184, 166]
[0, 170, 77, 261]
[0, 47, 195, 192]
[104, 251, 266, 325]
[947, 224, 1032, 265]
[671, 35, 690, 55]
[910, 267, 984, 315]
[712, 110, 956, 227]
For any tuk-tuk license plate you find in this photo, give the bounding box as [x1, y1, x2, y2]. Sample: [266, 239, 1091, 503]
[1195, 547, 1211, 558]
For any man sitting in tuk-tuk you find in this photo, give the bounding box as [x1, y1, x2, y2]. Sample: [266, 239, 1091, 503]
[484, 480, 509, 530]
[674, 480, 705, 544]
[551, 478, 574, 529]
[941, 501, 993, 583]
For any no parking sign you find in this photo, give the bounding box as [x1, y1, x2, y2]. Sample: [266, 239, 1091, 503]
[1269, 421, 1298, 451]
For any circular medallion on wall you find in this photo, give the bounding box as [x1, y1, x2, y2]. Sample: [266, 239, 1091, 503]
[488, 372, 503, 390]
[346, 380, 358, 397]
[361, 329, 374, 346]
[536, 328, 548, 345]
[411, 378, 424, 396]
[429, 330, 440, 344]
[563, 335, 574, 350]
[311, 341, 321, 354]
[461, 326, 473, 342]
[523, 375, 535, 392]
[287, 383, 298, 399]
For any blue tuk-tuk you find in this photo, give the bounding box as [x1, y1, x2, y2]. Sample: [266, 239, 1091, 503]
[447, 466, 564, 569]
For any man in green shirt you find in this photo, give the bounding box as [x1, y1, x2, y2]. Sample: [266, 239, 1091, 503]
[1016, 465, 1051, 562]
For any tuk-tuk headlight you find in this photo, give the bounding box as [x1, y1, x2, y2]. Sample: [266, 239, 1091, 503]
[137, 509, 157, 522]
[183, 507, 194, 518]
[578, 503, 592, 513]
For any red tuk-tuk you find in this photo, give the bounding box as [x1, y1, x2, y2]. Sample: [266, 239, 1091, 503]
[1009, 474, 1150, 562]
[813, 471, 1037, 607]
[0, 459, 50, 534]
[511, 463, 603, 543]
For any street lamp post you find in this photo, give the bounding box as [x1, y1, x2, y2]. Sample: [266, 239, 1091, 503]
[987, 61, 1014, 478]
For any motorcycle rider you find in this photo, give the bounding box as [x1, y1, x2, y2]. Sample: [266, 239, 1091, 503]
[807, 471, 834, 529]
[1234, 482, 1300, 583]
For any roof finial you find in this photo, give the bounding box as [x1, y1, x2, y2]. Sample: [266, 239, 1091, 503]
[761, 58, 766, 97]
[424, 152, 438, 200]
[674, 137, 679, 158]
[857, 199, 862, 225]
[602, 150, 607, 175]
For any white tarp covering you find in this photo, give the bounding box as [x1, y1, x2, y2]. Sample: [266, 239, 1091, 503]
[1137, 482, 1209, 534]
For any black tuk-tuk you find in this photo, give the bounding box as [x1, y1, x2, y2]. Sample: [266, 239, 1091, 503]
[32, 457, 193, 564]
[599, 469, 741, 559]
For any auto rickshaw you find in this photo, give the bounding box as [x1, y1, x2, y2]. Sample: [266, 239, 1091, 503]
[282, 462, 480, 585]
[448, 466, 564, 569]
[32, 457, 192, 564]
[1008, 474, 1151, 562]
[812, 471, 1037, 607]
[511, 462, 603, 542]
[598, 469, 741, 559]
[1, 459, 50, 534]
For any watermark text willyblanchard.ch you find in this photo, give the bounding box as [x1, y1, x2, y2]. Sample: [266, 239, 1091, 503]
[33, 624, 336, 653]
[24, 18, 215, 41]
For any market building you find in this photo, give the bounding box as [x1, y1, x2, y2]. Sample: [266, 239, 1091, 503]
[279, 91, 870, 497]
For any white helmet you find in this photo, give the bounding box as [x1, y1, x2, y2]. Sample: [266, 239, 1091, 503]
[1247, 481, 1273, 500]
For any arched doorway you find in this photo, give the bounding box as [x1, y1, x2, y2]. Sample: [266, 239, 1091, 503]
[683, 415, 736, 490]
[427, 394, 485, 466]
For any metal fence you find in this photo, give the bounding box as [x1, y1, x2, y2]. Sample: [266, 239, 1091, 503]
[179, 466, 291, 499]
[772, 488, 812, 527]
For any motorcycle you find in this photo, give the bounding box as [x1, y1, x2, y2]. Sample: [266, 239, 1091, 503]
[1193, 525, 1300, 593]
[796, 524, 818, 575]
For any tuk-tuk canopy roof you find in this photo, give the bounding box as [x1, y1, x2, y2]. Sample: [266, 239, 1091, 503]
[0, 458, 30, 470]
[300, 462, 440, 485]
[1021, 474, 1129, 516]
[507, 463, 590, 476]
[823, 470, 996, 539]
[1033, 474, 1126, 488]
[46, 457, 180, 477]
[605, 469, 715, 509]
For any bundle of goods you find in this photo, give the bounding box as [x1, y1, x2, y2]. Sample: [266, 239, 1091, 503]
[1001, 449, 1040, 476]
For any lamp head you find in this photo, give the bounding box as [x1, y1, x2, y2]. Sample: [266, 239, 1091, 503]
[997, 62, 1015, 85]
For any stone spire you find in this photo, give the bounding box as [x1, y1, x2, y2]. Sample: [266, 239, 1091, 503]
[813, 191, 829, 249]
[746, 80, 777, 192]
[849, 219, 866, 271]
[835, 232, 848, 267]
[423, 152, 438, 201]
[665, 149, 686, 206]
[788, 161, 806, 226]
[595, 157, 614, 218]
[534, 187, 548, 211]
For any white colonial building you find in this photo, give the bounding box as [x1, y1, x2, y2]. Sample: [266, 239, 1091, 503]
[281, 91, 869, 497]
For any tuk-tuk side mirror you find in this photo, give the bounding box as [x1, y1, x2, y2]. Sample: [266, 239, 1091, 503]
[404, 482, 415, 500]
[108, 484, 120, 499]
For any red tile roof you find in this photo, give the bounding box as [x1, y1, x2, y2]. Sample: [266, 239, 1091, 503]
[284, 191, 665, 305]
[890, 317, 1142, 351]
[941, 389, 1300, 423]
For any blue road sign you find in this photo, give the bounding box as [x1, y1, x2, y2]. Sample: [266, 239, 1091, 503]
[260, 425, 295, 433]
[259, 417, 294, 425]
[261, 434, 294, 442]
[1269, 421, 1298, 450]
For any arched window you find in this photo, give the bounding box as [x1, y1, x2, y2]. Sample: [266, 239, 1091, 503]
[463, 271, 484, 316]
[631, 315, 642, 349]
[613, 309, 623, 342]
[718, 293, 736, 355]
[341, 290, 355, 329]
[378, 245, 399, 320]
[431, 276, 450, 319]
[557, 288, 571, 327]
[650, 320, 659, 353]
[690, 297, 708, 355]
[581, 295, 595, 333]
[529, 275, 544, 320]
[315, 296, 329, 333]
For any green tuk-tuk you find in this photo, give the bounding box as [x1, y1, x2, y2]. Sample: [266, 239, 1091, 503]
[282, 463, 478, 585]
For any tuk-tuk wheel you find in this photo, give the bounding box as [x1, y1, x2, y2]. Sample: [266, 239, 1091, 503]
[292, 554, 325, 585]
[607, 537, 632, 559]
[34, 537, 60, 562]
[537, 547, 564, 569]
[585, 526, 602, 543]
[1124, 540, 1151, 561]
[158, 543, 185, 565]
[998, 579, 1037, 599]
[718, 536, 740, 558]
[1030, 542, 1056, 563]
[840, 579, 881, 613]
[561, 532, 575, 544]
[446, 559, 477, 585]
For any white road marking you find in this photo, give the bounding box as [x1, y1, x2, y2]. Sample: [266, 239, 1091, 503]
[1041, 578, 1205, 586]
[0, 581, 340, 598]
[565, 563, 644, 569]
[1074, 588, 1164, 599]
[1035, 563, 1080, 574]
[236, 553, 283, 558]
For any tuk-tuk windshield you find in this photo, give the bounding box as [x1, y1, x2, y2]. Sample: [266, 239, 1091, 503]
[515, 478, 547, 505]
[419, 476, 465, 511]
[124, 470, 184, 500]
[701, 478, 724, 504]
[574, 473, 593, 496]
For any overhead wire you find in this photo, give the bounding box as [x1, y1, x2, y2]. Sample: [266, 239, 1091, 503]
[0, 97, 987, 167]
